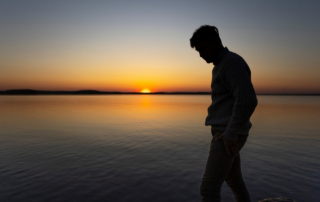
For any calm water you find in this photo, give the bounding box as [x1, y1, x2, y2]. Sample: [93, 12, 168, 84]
[0, 95, 319, 202]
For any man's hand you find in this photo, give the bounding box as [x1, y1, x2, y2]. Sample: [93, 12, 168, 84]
[215, 134, 238, 158]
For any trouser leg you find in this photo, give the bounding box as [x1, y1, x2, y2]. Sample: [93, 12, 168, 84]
[200, 132, 250, 202]
[225, 151, 251, 202]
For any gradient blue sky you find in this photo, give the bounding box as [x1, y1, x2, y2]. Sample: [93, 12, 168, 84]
[1, 0, 320, 93]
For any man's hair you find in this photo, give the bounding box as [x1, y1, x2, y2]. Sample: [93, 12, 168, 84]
[190, 25, 222, 48]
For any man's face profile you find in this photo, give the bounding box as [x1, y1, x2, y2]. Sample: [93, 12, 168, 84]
[195, 39, 220, 64]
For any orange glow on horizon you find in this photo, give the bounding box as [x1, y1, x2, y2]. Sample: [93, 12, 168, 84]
[141, 88, 151, 93]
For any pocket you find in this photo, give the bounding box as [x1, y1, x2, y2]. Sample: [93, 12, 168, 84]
[211, 130, 224, 141]
[210, 138, 225, 152]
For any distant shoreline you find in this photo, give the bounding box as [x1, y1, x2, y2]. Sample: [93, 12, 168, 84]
[0, 89, 319, 96]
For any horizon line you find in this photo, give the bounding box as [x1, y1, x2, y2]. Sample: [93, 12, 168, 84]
[0, 89, 319, 96]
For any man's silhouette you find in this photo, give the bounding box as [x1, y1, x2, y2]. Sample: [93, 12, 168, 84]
[190, 25, 257, 202]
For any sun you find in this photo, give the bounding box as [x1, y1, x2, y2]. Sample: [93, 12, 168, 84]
[141, 88, 151, 93]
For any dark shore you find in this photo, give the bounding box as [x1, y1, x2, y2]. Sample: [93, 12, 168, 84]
[0, 89, 319, 96]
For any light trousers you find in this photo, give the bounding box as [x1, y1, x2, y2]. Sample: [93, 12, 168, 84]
[200, 130, 251, 202]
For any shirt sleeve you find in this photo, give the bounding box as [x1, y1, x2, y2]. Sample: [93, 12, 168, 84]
[220, 57, 258, 141]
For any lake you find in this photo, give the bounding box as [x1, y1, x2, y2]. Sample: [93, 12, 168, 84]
[0, 95, 319, 202]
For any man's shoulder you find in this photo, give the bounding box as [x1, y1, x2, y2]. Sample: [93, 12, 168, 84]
[220, 51, 250, 76]
[222, 51, 248, 69]
[225, 51, 244, 61]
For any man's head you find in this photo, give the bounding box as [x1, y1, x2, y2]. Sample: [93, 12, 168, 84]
[190, 25, 224, 63]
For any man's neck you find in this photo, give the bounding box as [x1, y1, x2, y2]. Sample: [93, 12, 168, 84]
[213, 47, 228, 65]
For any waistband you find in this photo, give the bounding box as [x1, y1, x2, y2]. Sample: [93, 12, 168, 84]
[211, 127, 249, 137]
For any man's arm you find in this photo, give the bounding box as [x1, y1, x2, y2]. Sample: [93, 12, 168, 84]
[215, 57, 257, 157]
[221, 57, 258, 141]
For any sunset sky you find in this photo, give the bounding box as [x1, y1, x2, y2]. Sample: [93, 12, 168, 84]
[1, 0, 320, 93]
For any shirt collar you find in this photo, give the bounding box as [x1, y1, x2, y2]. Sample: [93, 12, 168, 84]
[213, 47, 229, 65]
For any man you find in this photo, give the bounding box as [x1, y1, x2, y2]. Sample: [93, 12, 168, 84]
[190, 25, 258, 202]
